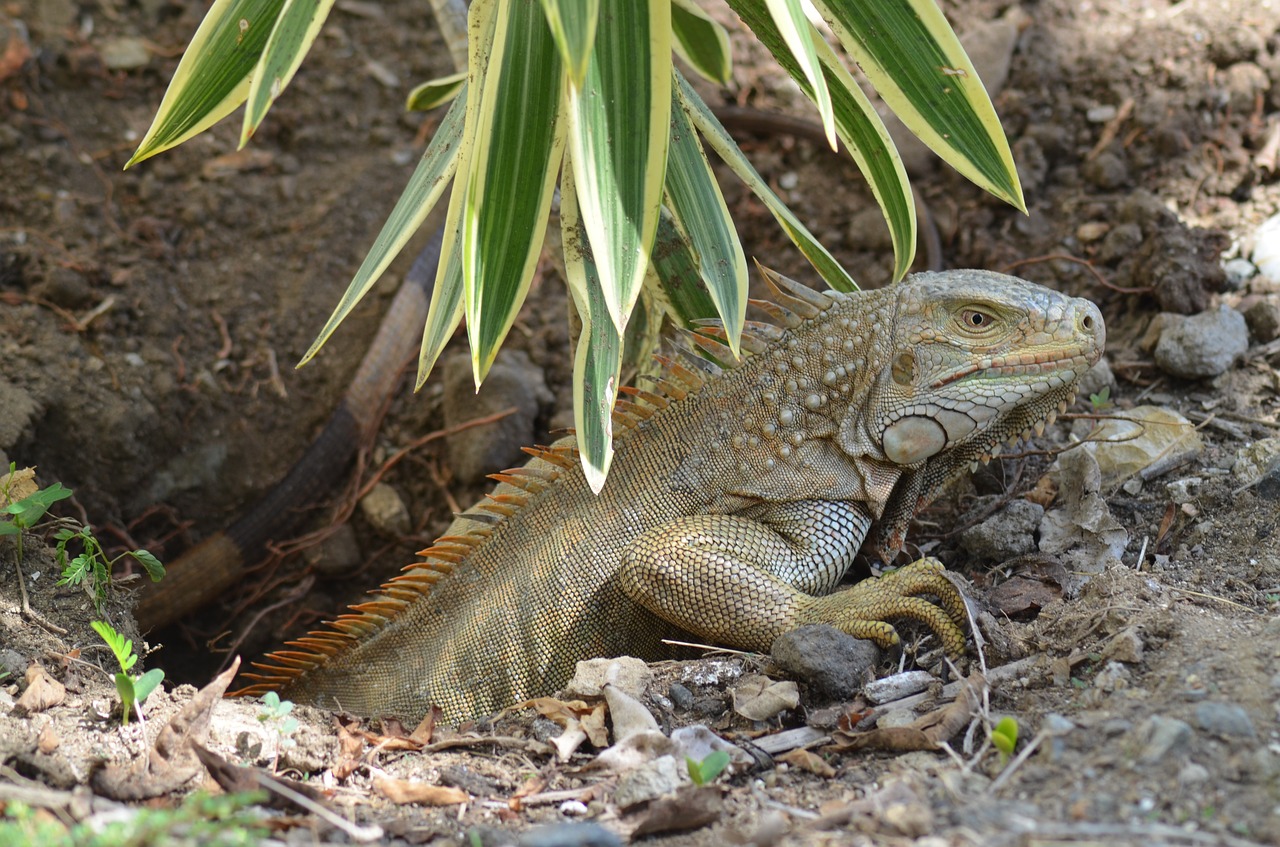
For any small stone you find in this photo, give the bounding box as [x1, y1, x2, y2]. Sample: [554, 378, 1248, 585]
[770, 624, 879, 701]
[1101, 627, 1145, 664]
[1076, 358, 1117, 403]
[863, 670, 935, 704]
[1243, 299, 1280, 343]
[33, 266, 93, 308]
[99, 36, 151, 70]
[1220, 62, 1270, 113]
[1076, 221, 1110, 242]
[1083, 151, 1129, 190]
[1232, 437, 1280, 487]
[1086, 105, 1118, 123]
[359, 482, 411, 536]
[1178, 762, 1210, 785]
[1093, 661, 1130, 692]
[1090, 406, 1202, 484]
[1137, 715, 1193, 763]
[1194, 702, 1257, 739]
[612, 756, 685, 809]
[519, 822, 622, 847]
[1153, 306, 1248, 378]
[668, 683, 693, 711]
[565, 657, 652, 700]
[1096, 223, 1144, 265]
[303, 523, 363, 577]
[1223, 258, 1257, 289]
[960, 499, 1045, 561]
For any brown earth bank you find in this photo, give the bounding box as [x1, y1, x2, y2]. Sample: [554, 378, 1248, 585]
[1, 0, 1279, 844]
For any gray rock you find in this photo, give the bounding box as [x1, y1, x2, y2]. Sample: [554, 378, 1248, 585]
[668, 683, 693, 711]
[443, 350, 550, 485]
[1083, 151, 1129, 190]
[1096, 223, 1144, 265]
[770, 624, 879, 701]
[1194, 702, 1257, 739]
[520, 823, 622, 847]
[1076, 358, 1117, 403]
[565, 657, 651, 699]
[1137, 715, 1193, 763]
[863, 670, 935, 704]
[613, 755, 684, 809]
[1153, 306, 1248, 378]
[961, 499, 1045, 560]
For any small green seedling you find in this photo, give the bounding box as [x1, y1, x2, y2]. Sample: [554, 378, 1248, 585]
[0, 470, 73, 563]
[1089, 385, 1113, 412]
[91, 620, 164, 725]
[686, 749, 730, 786]
[991, 716, 1019, 765]
[257, 690, 300, 770]
[56, 524, 165, 613]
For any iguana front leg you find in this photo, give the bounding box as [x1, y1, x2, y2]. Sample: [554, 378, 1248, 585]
[617, 500, 968, 656]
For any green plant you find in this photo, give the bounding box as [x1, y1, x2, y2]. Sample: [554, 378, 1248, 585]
[90, 620, 165, 725]
[128, 1, 1022, 489]
[1089, 385, 1113, 412]
[0, 792, 269, 847]
[686, 749, 730, 785]
[55, 524, 165, 613]
[256, 690, 300, 768]
[0, 467, 72, 564]
[991, 715, 1019, 766]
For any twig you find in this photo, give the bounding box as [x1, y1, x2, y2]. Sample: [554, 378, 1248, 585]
[13, 552, 68, 635]
[254, 772, 384, 842]
[987, 728, 1048, 794]
[1000, 253, 1151, 294]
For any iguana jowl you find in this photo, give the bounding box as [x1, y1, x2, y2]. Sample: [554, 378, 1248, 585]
[239, 269, 1104, 722]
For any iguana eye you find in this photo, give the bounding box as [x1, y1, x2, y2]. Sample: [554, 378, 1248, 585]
[960, 309, 996, 332]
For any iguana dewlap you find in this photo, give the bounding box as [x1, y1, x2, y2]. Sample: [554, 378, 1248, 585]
[239, 269, 1104, 722]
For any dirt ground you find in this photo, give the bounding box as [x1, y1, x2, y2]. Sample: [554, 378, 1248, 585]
[2, 0, 1280, 844]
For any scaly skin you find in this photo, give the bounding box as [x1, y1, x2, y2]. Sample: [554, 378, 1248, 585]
[237, 269, 1104, 722]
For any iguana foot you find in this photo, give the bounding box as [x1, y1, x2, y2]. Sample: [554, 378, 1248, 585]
[798, 557, 969, 657]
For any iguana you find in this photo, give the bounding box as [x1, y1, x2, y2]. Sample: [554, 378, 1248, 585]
[238, 268, 1104, 722]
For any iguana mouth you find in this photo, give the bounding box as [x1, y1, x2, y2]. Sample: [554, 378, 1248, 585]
[931, 343, 1099, 389]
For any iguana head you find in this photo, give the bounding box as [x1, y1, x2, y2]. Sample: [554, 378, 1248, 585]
[840, 269, 1105, 557]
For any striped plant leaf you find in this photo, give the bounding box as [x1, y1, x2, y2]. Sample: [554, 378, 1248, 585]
[300, 90, 467, 366]
[538, 0, 599, 86]
[560, 171, 622, 493]
[416, 211, 467, 390]
[567, 0, 671, 336]
[406, 71, 467, 111]
[463, 0, 568, 386]
[241, 0, 337, 146]
[764, 0, 837, 149]
[127, 0, 285, 166]
[728, 0, 914, 280]
[811, 0, 1023, 210]
[670, 0, 732, 85]
[649, 207, 721, 329]
[675, 71, 857, 292]
[663, 87, 747, 355]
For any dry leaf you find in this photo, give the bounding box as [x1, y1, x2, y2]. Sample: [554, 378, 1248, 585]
[410, 705, 442, 744]
[592, 730, 678, 774]
[331, 720, 366, 780]
[16, 664, 65, 714]
[192, 742, 327, 812]
[374, 775, 469, 806]
[830, 673, 986, 753]
[603, 683, 658, 741]
[778, 748, 836, 777]
[0, 466, 37, 506]
[732, 676, 799, 721]
[37, 723, 61, 754]
[627, 785, 724, 838]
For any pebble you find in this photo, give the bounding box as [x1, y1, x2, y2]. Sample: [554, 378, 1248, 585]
[1137, 715, 1193, 763]
[1250, 213, 1280, 282]
[1153, 306, 1248, 378]
[1092, 661, 1130, 692]
[863, 670, 935, 704]
[960, 498, 1045, 561]
[668, 683, 693, 711]
[1101, 627, 1145, 664]
[358, 482, 411, 536]
[1178, 762, 1211, 785]
[1223, 257, 1257, 289]
[1090, 406, 1202, 484]
[1083, 151, 1129, 190]
[1193, 702, 1257, 739]
[99, 36, 151, 70]
[1086, 105, 1118, 123]
[1220, 62, 1269, 113]
[519, 822, 622, 847]
[1231, 437, 1280, 487]
[770, 624, 879, 701]
[303, 523, 363, 577]
[1243, 299, 1280, 342]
